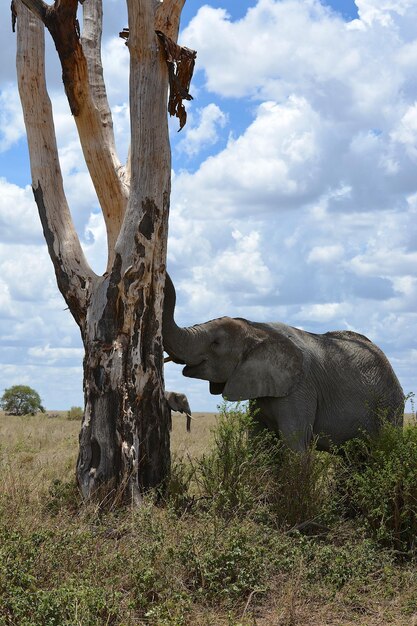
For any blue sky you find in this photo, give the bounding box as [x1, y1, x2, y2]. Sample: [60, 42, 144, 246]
[1, 0, 417, 412]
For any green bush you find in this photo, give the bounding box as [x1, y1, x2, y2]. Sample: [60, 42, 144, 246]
[166, 454, 195, 514]
[191, 403, 337, 528]
[67, 406, 83, 421]
[177, 519, 267, 603]
[0, 385, 44, 416]
[267, 443, 339, 528]
[0, 526, 121, 626]
[0, 585, 121, 626]
[303, 532, 392, 591]
[338, 421, 417, 555]
[3, 399, 417, 624]
[45, 479, 81, 515]
[191, 403, 282, 518]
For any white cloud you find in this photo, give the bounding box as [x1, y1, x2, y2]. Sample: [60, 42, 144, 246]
[0, 86, 25, 152]
[390, 103, 417, 159]
[174, 96, 322, 218]
[82, 211, 108, 275]
[296, 302, 349, 323]
[354, 0, 415, 27]
[184, 229, 273, 316]
[217, 229, 272, 294]
[102, 36, 130, 102]
[0, 179, 43, 244]
[1, 0, 417, 410]
[0, 245, 55, 303]
[177, 103, 227, 156]
[307, 244, 344, 264]
[0, 280, 14, 318]
[182, 0, 402, 114]
[28, 345, 84, 364]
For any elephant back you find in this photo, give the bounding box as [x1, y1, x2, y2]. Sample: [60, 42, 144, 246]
[324, 330, 372, 343]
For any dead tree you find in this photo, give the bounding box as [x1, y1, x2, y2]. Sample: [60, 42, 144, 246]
[13, 0, 195, 503]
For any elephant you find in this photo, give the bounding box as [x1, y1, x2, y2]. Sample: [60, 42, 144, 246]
[164, 390, 192, 432]
[163, 274, 404, 451]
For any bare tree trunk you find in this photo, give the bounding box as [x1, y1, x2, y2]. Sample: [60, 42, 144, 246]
[14, 0, 194, 503]
[78, 272, 170, 504]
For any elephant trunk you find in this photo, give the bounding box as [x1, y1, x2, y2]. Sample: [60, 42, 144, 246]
[163, 273, 206, 364]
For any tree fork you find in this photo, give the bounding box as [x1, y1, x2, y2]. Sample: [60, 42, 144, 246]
[14, 0, 195, 504]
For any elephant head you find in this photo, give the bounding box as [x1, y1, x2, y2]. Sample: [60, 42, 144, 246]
[163, 274, 305, 401]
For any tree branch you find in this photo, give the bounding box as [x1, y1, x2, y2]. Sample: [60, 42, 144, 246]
[113, 0, 173, 323]
[119, 1, 186, 47]
[18, 0, 48, 22]
[155, 0, 186, 41]
[122, 0, 171, 266]
[120, 1, 194, 132]
[15, 0, 93, 328]
[21, 0, 129, 270]
[81, 0, 116, 147]
[120, 0, 186, 174]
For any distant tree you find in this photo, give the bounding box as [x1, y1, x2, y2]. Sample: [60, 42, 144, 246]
[67, 406, 84, 421]
[1, 385, 45, 416]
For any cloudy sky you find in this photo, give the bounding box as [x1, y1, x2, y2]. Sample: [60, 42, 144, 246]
[1, 0, 416, 412]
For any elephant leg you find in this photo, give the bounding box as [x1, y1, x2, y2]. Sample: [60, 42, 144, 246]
[257, 395, 316, 452]
[278, 415, 313, 452]
[278, 399, 316, 452]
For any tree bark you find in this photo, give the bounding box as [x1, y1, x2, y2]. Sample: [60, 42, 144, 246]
[15, 0, 193, 503]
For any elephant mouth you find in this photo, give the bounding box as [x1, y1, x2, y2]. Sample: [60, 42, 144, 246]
[182, 363, 226, 395]
[182, 361, 206, 378]
[209, 381, 225, 395]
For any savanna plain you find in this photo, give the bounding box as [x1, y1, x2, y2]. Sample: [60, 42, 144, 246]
[1, 405, 417, 625]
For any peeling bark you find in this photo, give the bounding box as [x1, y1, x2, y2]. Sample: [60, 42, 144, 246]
[156, 30, 196, 130]
[120, 25, 196, 132]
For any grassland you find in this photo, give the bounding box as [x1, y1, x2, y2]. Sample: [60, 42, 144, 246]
[1, 407, 417, 625]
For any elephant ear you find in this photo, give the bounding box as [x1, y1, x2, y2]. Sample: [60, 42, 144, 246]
[223, 334, 305, 401]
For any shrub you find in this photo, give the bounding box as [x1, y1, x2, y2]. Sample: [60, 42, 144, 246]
[267, 443, 339, 528]
[302, 531, 393, 591]
[0, 385, 45, 416]
[0, 525, 122, 625]
[45, 479, 82, 515]
[165, 454, 195, 514]
[66, 406, 83, 421]
[338, 421, 417, 555]
[177, 519, 267, 603]
[191, 403, 281, 518]
[190, 403, 337, 528]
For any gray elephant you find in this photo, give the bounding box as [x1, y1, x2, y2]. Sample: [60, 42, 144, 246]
[163, 274, 404, 451]
[165, 390, 192, 432]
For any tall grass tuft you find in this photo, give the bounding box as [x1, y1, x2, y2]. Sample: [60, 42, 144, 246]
[191, 403, 279, 518]
[187, 403, 337, 528]
[338, 420, 417, 555]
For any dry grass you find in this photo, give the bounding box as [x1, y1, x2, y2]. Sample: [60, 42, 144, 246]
[170, 411, 218, 457]
[1, 409, 417, 626]
[0, 411, 77, 518]
[0, 409, 217, 463]
[0, 409, 217, 520]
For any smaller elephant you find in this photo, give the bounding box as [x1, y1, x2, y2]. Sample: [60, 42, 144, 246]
[165, 390, 192, 432]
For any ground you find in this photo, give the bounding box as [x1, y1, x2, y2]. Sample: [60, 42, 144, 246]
[0, 409, 416, 625]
